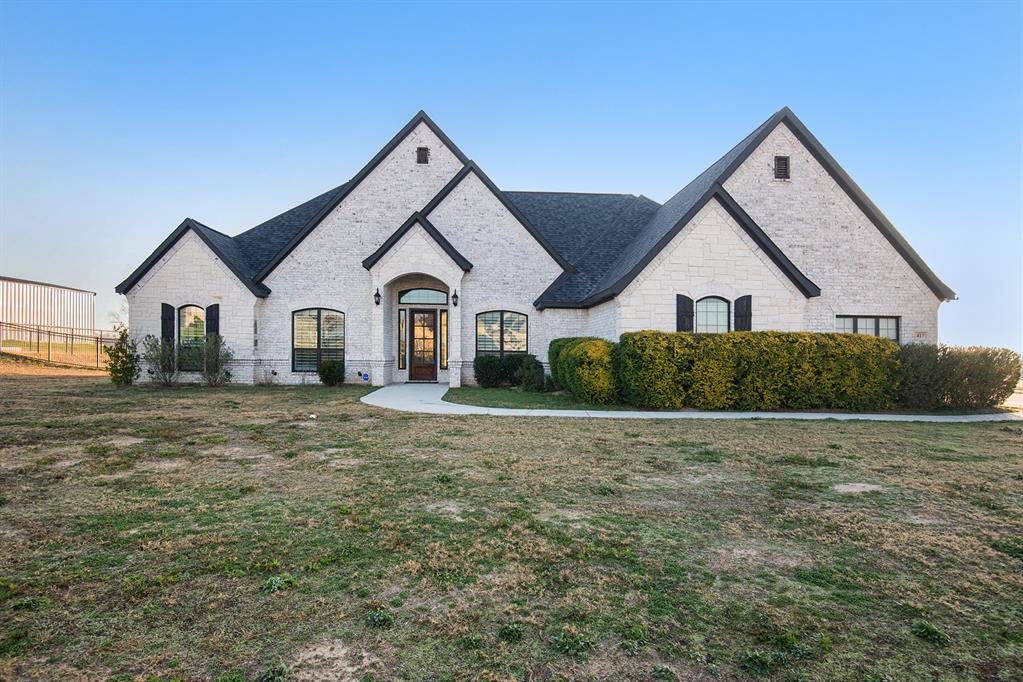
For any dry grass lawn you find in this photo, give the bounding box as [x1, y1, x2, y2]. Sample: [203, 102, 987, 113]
[0, 375, 1021, 681]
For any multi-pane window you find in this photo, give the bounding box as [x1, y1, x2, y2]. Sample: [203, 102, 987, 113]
[416, 146, 430, 164]
[398, 309, 407, 370]
[439, 309, 448, 369]
[476, 311, 528, 356]
[695, 297, 730, 333]
[177, 305, 205, 371]
[398, 288, 447, 305]
[292, 308, 345, 371]
[835, 316, 899, 342]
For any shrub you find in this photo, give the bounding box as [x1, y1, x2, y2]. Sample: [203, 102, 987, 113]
[500, 353, 530, 386]
[317, 358, 345, 386]
[559, 338, 617, 404]
[140, 335, 177, 386]
[104, 325, 140, 386]
[548, 337, 596, 389]
[474, 354, 504, 387]
[515, 355, 546, 391]
[910, 619, 950, 647]
[612, 331, 900, 411]
[898, 344, 1020, 409]
[202, 334, 234, 387]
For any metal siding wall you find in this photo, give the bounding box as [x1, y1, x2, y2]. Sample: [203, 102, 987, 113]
[0, 278, 97, 332]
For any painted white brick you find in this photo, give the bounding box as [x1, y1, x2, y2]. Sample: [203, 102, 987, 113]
[723, 123, 941, 342]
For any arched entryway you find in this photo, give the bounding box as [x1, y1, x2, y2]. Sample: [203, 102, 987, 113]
[389, 274, 450, 383]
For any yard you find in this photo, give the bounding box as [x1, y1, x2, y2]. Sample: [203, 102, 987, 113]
[0, 373, 1021, 681]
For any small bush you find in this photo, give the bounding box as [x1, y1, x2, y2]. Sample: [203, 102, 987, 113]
[473, 355, 504, 387]
[500, 353, 530, 385]
[317, 359, 345, 386]
[202, 334, 234, 387]
[105, 325, 140, 386]
[140, 335, 178, 386]
[515, 355, 546, 391]
[898, 344, 1020, 408]
[559, 338, 617, 404]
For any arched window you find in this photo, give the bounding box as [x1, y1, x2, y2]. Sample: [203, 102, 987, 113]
[398, 288, 447, 305]
[292, 308, 345, 372]
[695, 297, 730, 334]
[177, 305, 205, 371]
[476, 311, 528, 356]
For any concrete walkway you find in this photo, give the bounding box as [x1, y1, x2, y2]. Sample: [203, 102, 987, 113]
[361, 383, 1023, 423]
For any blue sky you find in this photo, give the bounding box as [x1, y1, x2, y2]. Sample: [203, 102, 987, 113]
[1, 0, 1020, 350]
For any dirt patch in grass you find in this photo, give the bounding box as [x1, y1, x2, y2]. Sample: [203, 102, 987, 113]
[834, 482, 884, 493]
[291, 639, 380, 681]
[0, 376, 1020, 680]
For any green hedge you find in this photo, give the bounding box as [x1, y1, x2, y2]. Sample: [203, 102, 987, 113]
[613, 331, 900, 411]
[549, 331, 1017, 412]
[558, 338, 617, 404]
[897, 344, 1020, 408]
[548, 337, 596, 389]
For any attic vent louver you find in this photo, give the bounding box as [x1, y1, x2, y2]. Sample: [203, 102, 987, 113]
[774, 155, 790, 180]
[416, 147, 430, 164]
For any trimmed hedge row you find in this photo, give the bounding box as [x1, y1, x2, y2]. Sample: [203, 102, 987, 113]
[549, 331, 1019, 411]
[615, 331, 900, 410]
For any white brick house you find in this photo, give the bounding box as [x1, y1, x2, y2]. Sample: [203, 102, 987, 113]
[116, 108, 955, 386]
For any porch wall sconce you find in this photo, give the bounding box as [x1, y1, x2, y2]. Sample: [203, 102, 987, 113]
[451, 290, 459, 307]
[373, 288, 381, 305]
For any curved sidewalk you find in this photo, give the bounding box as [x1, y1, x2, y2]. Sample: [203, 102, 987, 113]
[361, 384, 1023, 423]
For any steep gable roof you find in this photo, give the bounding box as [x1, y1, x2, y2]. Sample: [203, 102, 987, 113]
[116, 108, 953, 307]
[561, 107, 954, 304]
[114, 218, 270, 297]
[362, 212, 472, 272]
[251, 111, 470, 281]
[421, 163, 574, 271]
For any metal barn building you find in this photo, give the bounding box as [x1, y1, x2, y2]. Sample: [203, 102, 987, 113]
[0, 275, 97, 332]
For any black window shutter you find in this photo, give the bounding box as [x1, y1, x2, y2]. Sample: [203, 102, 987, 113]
[676, 295, 694, 332]
[161, 303, 174, 342]
[206, 304, 220, 338]
[735, 295, 752, 331]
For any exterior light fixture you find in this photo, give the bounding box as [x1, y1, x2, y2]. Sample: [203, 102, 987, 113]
[452, 290, 459, 307]
[374, 288, 381, 305]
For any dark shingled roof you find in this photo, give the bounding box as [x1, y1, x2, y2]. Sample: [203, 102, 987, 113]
[233, 182, 350, 278]
[117, 107, 955, 305]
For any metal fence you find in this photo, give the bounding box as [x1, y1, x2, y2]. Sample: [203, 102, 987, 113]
[0, 321, 118, 369]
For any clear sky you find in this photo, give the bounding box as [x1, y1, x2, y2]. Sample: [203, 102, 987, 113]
[1, 0, 1021, 350]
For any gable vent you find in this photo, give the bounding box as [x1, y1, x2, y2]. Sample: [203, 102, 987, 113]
[774, 155, 790, 180]
[416, 146, 430, 164]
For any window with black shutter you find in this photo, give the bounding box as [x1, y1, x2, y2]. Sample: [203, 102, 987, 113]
[416, 147, 430, 164]
[676, 295, 694, 332]
[774, 155, 790, 180]
[734, 295, 752, 331]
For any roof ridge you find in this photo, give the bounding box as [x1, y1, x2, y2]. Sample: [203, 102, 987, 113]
[506, 190, 639, 197]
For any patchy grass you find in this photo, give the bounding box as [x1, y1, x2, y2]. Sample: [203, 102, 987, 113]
[0, 375, 1021, 680]
[443, 386, 604, 410]
[444, 385, 1015, 415]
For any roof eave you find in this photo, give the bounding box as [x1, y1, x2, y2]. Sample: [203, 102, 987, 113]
[362, 212, 473, 273]
[115, 219, 270, 298]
